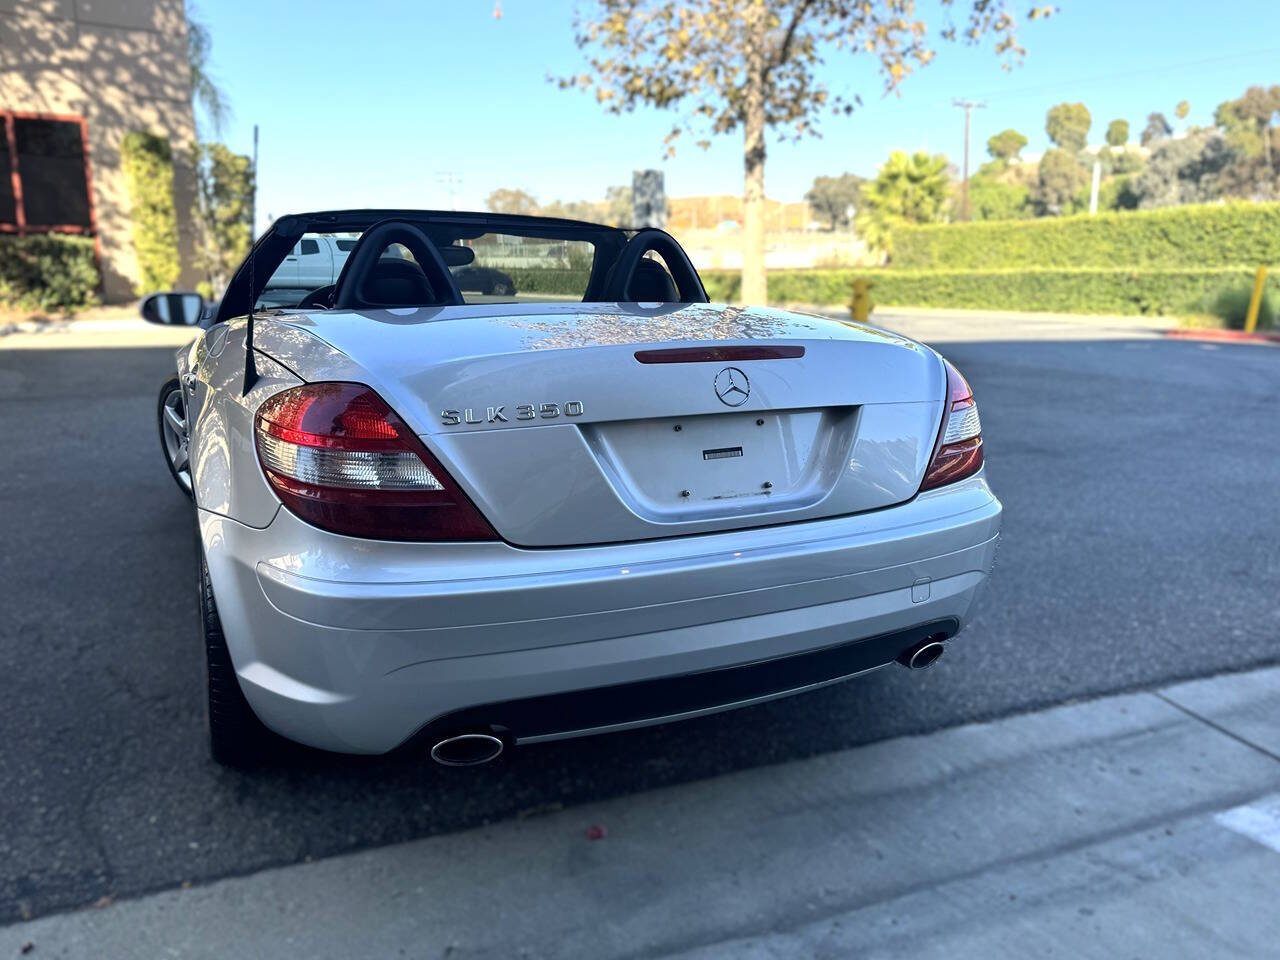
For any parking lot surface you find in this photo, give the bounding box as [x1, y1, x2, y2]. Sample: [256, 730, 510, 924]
[1, 317, 1277, 921]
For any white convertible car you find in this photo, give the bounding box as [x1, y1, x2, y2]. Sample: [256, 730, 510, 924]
[145, 210, 1001, 767]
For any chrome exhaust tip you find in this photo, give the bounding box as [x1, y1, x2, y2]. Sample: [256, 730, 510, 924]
[430, 733, 504, 767]
[897, 637, 946, 670]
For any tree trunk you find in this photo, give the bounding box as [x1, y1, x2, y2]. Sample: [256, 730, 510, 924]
[740, 0, 767, 306]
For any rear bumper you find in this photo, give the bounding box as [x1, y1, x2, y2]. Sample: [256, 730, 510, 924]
[200, 473, 1002, 754]
[404, 618, 960, 749]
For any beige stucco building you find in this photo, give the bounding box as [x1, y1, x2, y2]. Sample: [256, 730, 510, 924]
[0, 0, 198, 301]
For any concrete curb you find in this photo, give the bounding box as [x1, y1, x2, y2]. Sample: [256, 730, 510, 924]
[4, 665, 1279, 959]
[775, 302, 1173, 328]
[1165, 327, 1280, 345]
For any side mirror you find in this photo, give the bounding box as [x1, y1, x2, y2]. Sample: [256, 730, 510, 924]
[140, 292, 205, 326]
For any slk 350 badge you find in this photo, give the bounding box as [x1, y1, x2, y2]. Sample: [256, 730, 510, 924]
[441, 401, 585, 426]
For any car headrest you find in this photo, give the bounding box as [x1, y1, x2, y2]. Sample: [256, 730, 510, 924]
[364, 257, 435, 307]
[627, 258, 679, 302]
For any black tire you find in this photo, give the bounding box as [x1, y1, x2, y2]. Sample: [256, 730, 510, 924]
[200, 552, 270, 766]
[158, 377, 194, 499]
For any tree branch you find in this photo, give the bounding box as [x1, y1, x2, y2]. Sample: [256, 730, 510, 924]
[771, 0, 816, 72]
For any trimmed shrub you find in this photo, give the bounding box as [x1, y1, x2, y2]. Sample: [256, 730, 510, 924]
[701, 266, 1280, 318]
[891, 202, 1280, 270]
[0, 235, 100, 312]
[120, 131, 180, 294]
[505, 268, 591, 296]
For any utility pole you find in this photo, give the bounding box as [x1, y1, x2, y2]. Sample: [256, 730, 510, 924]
[952, 99, 986, 222]
[250, 123, 259, 240]
[434, 171, 462, 211]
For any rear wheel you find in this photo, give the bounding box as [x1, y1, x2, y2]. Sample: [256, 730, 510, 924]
[158, 377, 193, 498]
[199, 552, 270, 766]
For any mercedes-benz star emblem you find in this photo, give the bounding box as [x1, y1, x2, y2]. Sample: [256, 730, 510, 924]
[714, 366, 750, 407]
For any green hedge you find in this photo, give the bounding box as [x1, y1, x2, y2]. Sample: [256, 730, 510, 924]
[891, 202, 1280, 270]
[702, 267, 1280, 319]
[0, 235, 100, 312]
[120, 131, 180, 295]
[506, 268, 590, 296]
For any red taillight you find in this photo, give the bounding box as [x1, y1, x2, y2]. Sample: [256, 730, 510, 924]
[919, 360, 984, 492]
[255, 383, 496, 541]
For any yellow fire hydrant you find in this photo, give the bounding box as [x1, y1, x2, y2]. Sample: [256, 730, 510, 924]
[851, 277, 875, 323]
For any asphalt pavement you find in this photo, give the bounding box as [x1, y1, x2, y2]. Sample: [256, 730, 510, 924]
[1, 317, 1278, 924]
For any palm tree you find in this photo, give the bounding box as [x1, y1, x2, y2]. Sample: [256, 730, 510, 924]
[187, 6, 230, 137]
[856, 151, 952, 255]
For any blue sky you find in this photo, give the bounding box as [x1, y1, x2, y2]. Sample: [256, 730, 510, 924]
[194, 1, 1280, 231]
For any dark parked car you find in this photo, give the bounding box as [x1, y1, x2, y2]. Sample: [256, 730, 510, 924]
[451, 265, 516, 296]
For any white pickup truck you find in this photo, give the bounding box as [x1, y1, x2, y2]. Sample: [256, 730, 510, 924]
[267, 235, 357, 290]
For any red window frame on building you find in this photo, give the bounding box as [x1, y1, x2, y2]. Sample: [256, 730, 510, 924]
[0, 111, 98, 237]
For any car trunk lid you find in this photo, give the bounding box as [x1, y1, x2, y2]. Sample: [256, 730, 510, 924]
[262, 303, 946, 546]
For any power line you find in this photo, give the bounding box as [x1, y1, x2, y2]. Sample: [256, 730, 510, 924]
[948, 47, 1280, 106]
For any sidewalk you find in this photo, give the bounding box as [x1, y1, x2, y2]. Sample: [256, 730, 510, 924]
[798, 303, 1172, 343]
[1, 302, 1177, 352]
[0, 306, 199, 350]
[5, 667, 1279, 959]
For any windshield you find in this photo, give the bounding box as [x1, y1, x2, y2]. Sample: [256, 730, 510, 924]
[452, 233, 595, 303]
[258, 232, 358, 309]
[256, 222, 605, 309]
